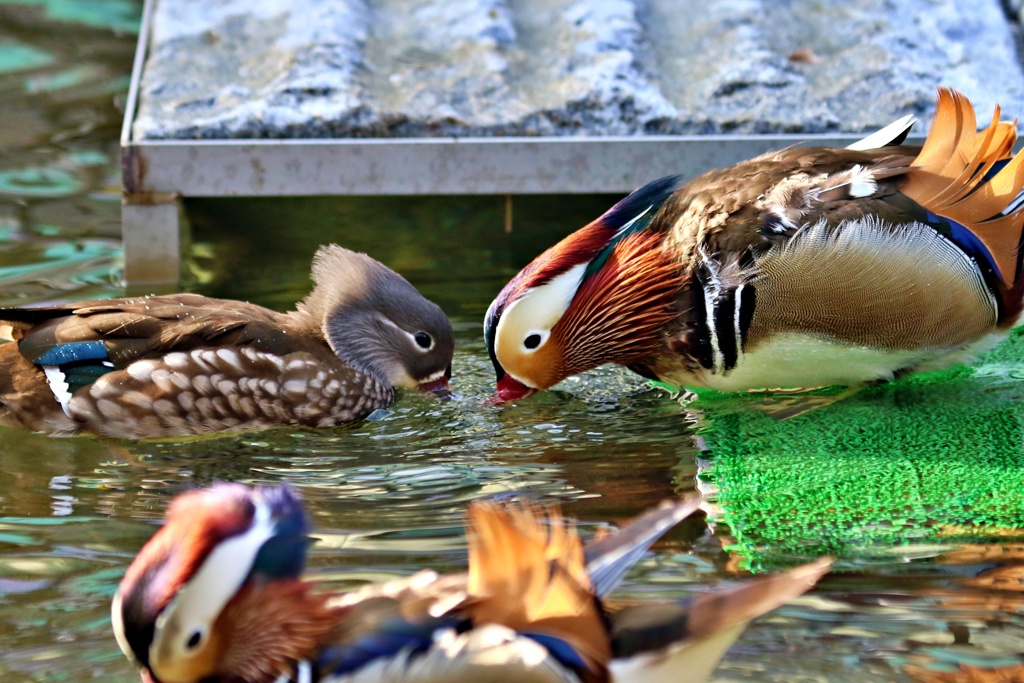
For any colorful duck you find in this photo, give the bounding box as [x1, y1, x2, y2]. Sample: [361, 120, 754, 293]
[485, 89, 1024, 400]
[0, 245, 454, 437]
[112, 483, 831, 683]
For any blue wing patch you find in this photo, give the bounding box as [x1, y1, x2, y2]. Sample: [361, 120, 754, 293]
[523, 632, 589, 671]
[23, 341, 115, 396]
[31, 340, 108, 366]
[316, 616, 460, 677]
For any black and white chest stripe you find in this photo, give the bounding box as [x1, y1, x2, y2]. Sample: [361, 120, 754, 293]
[691, 252, 756, 375]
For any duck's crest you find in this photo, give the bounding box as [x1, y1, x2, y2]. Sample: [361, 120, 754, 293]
[600, 175, 683, 235]
[583, 175, 683, 280]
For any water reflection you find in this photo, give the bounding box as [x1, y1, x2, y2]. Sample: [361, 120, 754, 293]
[682, 334, 1024, 680]
[6, 0, 1024, 681]
[692, 335, 1024, 569]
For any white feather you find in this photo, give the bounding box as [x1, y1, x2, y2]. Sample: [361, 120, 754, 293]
[697, 250, 724, 374]
[845, 165, 877, 198]
[323, 625, 574, 682]
[846, 114, 916, 151]
[733, 284, 745, 357]
[43, 366, 73, 417]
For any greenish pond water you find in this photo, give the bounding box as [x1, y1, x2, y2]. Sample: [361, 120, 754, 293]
[3, 2, 1024, 682]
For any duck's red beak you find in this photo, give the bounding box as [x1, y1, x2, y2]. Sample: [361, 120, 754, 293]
[489, 374, 537, 404]
[418, 376, 452, 398]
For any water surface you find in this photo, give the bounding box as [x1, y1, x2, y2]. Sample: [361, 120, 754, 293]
[3, 3, 1024, 682]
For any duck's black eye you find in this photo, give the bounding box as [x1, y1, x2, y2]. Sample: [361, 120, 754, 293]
[524, 334, 542, 350]
[414, 332, 432, 349]
[186, 630, 203, 650]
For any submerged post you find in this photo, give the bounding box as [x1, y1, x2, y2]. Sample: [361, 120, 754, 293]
[121, 194, 183, 287]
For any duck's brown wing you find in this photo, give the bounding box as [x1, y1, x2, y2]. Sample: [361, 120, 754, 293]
[0, 295, 390, 437]
[3, 294, 302, 362]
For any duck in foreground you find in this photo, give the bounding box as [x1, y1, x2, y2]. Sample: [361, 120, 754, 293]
[112, 484, 831, 683]
[0, 246, 453, 437]
[485, 88, 1024, 401]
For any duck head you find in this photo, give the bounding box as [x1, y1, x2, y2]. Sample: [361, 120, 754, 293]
[112, 484, 323, 683]
[301, 245, 455, 396]
[485, 177, 685, 402]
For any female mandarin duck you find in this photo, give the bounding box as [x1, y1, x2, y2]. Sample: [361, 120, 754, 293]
[485, 89, 1024, 400]
[0, 245, 453, 437]
[112, 484, 830, 683]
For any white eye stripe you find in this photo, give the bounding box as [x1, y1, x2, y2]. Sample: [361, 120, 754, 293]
[493, 262, 587, 367]
[150, 495, 276, 670]
[377, 317, 435, 352]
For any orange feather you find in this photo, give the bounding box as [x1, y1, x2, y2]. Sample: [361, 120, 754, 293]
[466, 501, 612, 672]
[215, 580, 343, 681]
[901, 88, 1024, 287]
[556, 231, 684, 371]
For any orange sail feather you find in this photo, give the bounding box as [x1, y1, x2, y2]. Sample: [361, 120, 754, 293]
[901, 88, 1024, 287]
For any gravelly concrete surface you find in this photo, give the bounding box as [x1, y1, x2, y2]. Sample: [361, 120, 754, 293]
[133, 0, 1024, 139]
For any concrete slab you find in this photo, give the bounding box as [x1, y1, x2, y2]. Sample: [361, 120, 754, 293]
[119, 0, 1024, 284]
[131, 0, 1024, 140]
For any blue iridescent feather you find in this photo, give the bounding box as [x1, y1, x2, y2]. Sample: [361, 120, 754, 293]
[29, 340, 107, 366]
[250, 485, 311, 581]
[317, 617, 457, 676]
[24, 340, 115, 394]
[523, 632, 589, 670]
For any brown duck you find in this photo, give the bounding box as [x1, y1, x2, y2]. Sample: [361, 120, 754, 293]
[0, 245, 454, 438]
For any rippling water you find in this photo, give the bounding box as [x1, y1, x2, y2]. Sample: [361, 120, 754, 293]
[4, 2, 1024, 682]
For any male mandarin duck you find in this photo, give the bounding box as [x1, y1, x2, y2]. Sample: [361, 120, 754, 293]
[0, 245, 453, 437]
[485, 88, 1024, 401]
[112, 483, 831, 683]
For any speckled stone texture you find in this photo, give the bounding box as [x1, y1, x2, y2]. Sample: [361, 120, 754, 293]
[133, 0, 1024, 139]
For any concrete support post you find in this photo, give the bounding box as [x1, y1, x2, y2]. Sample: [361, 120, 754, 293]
[121, 194, 183, 287]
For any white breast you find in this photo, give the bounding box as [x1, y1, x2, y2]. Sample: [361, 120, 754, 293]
[663, 331, 1002, 392]
[322, 625, 579, 683]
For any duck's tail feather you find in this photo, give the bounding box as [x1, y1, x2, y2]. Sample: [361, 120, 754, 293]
[608, 558, 832, 683]
[584, 496, 703, 598]
[846, 114, 917, 151]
